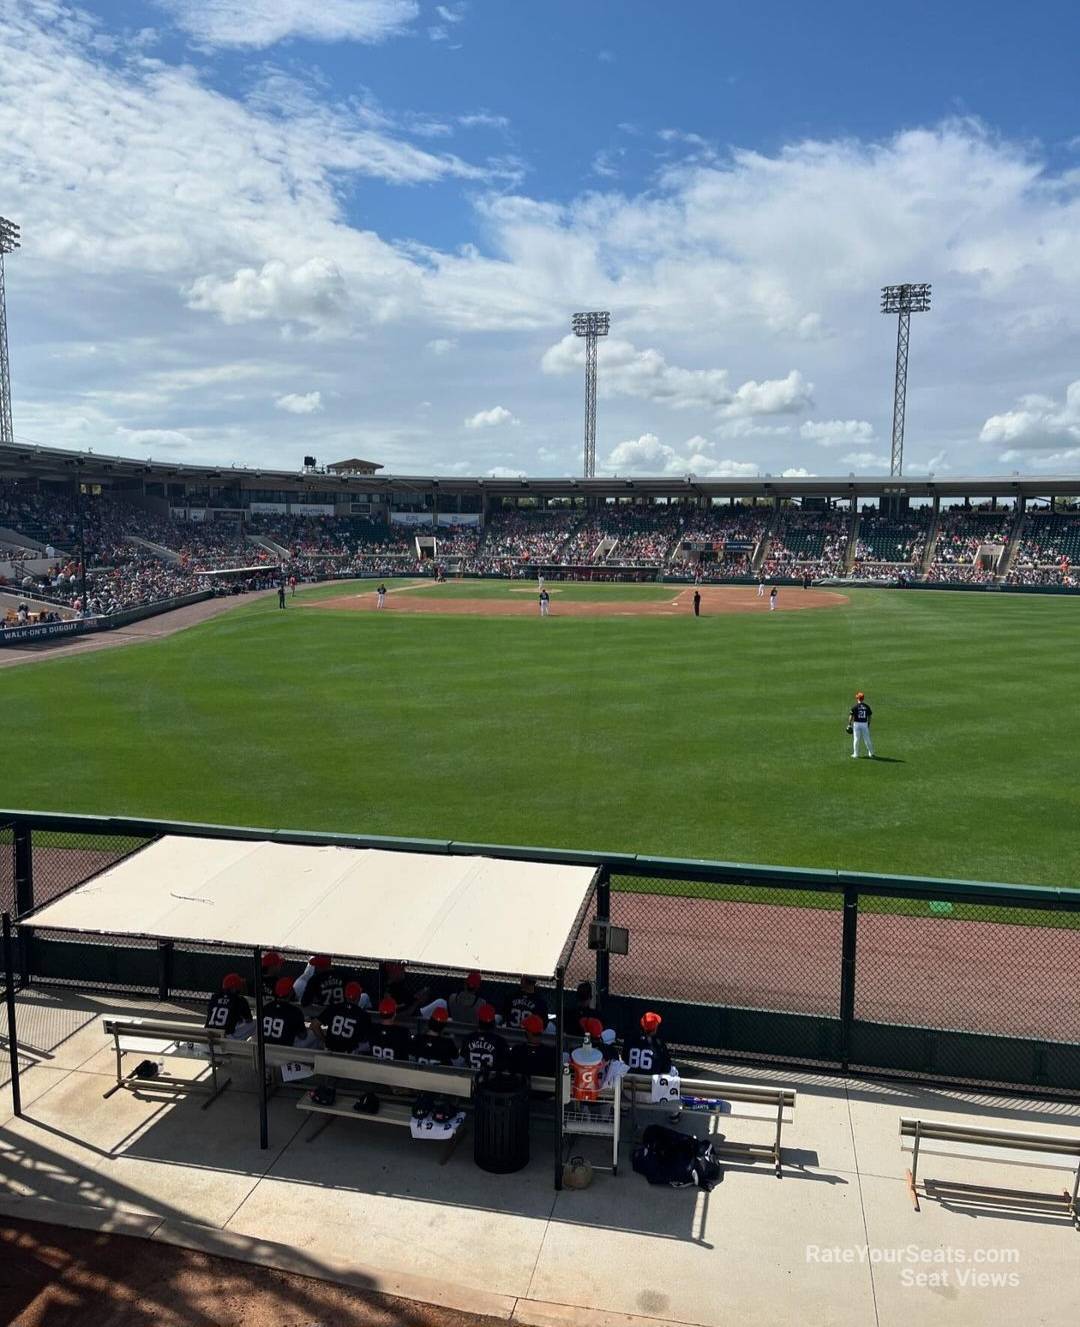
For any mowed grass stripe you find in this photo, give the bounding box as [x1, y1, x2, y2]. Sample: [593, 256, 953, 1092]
[1, 586, 1077, 887]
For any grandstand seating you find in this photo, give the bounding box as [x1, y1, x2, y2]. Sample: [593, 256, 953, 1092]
[763, 509, 849, 577]
[853, 508, 932, 564]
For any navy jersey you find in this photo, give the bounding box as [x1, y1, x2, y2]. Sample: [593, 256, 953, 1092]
[302, 970, 344, 1013]
[370, 1023, 411, 1062]
[410, 1031, 456, 1066]
[510, 1040, 558, 1079]
[623, 1033, 672, 1075]
[850, 702, 872, 724]
[204, 991, 251, 1035]
[505, 992, 549, 1030]
[261, 999, 308, 1046]
[321, 1004, 371, 1054]
[461, 1029, 508, 1072]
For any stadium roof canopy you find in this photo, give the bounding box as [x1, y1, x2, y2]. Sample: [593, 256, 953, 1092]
[2, 441, 1079, 500]
[24, 834, 598, 980]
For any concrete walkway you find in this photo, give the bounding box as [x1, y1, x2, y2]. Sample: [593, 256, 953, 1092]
[2, 991, 1078, 1327]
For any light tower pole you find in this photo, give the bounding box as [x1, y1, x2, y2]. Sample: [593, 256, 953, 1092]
[0, 216, 21, 448]
[571, 311, 610, 479]
[880, 283, 931, 477]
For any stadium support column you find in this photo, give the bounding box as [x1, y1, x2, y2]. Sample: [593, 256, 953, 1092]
[594, 868, 610, 1004]
[0, 217, 20, 447]
[554, 966, 566, 1190]
[880, 284, 931, 478]
[572, 312, 610, 479]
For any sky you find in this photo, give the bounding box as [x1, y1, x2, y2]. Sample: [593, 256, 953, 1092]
[3, 0, 1080, 479]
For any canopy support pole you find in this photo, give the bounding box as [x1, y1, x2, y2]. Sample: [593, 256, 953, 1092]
[252, 947, 268, 1149]
[3, 912, 21, 1117]
[554, 965, 565, 1190]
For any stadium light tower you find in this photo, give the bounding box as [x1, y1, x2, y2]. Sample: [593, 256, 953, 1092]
[880, 282, 931, 478]
[571, 310, 610, 479]
[0, 216, 21, 448]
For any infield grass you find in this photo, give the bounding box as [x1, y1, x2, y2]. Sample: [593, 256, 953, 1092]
[2, 581, 1078, 887]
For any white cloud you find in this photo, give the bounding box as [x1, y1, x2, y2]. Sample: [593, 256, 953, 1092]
[188, 259, 351, 330]
[154, 0, 419, 49]
[465, 405, 519, 429]
[602, 433, 758, 477]
[980, 381, 1080, 452]
[800, 419, 876, 447]
[486, 465, 527, 477]
[275, 391, 324, 415]
[435, 4, 466, 21]
[426, 338, 458, 355]
[781, 467, 814, 478]
[541, 336, 812, 418]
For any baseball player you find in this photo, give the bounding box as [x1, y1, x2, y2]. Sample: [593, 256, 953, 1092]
[369, 996, 412, 1061]
[539, 587, 550, 617]
[624, 1010, 673, 1074]
[571, 980, 602, 1031]
[769, 585, 778, 611]
[459, 1003, 509, 1072]
[410, 1006, 457, 1065]
[447, 970, 484, 1024]
[295, 954, 344, 1016]
[260, 950, 287, 1001]
[278, 582, 286, 610]
[538, 574, 545, 591]
[318, 982, 372, 1054]
[757, 578, 766, 599]
[510, 1013, 558, 1081]
[376, 582, 387, 608]
[506, 975, 549, 1030]
[262, 976, 319, 1047]
[849, 690, 875, 759]
[693, 589, 701, 617]
[204, 973, 254, 1039]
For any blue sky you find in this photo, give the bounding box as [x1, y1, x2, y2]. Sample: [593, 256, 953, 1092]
[3, 0, 1080, 476]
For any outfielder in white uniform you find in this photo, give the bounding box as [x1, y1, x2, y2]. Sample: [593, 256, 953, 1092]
[376, 583, 387, 608]
[849, 691, 874, 758]
[539, 588, 550, 617]
[757, 580, 765, 598]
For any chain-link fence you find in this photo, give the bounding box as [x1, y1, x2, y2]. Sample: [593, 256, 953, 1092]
[3, 813, 1079, 1092]
[609, 876, 843, 1016]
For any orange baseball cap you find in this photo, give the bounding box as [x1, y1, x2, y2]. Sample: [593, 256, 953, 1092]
[640, 1011, 662, 1034]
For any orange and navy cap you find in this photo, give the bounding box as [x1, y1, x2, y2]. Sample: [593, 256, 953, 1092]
[640, 1011, 662, 1034]
[274, 976, 295, 999]
[222, 973, 244, 993]
[465, 970, 482, 990]
[522, 1013, 545, 1035]
[477, 1002, 497, 1025]
[344, 981, 363, 1002]
[581, 1016, 604, 1039]
[378, 996, 398, 1017]
[310, 955, 331, 972]
[261, 950, 283, 969]
[430, 1006, 449, 1024]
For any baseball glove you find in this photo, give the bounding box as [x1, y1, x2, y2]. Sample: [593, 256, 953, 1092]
[845, 723, 853, 735]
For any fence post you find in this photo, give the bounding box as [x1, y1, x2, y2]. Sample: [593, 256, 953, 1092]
[13, 825, 32, 918]
[3, 912, 21, 1117]
[839, 887, 858, 1071]
[157, 940, 174, 1003]
[594, 867, 611, 1003]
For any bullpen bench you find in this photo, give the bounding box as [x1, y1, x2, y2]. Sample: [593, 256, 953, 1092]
[293, 1052, 475, 1157]
[102, 1016, 248, 1106]
[900, 1116, 1080, 1225]
[624, 1072, 796, 1176]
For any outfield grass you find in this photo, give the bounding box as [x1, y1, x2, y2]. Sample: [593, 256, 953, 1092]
[2, 582, 1078, 886]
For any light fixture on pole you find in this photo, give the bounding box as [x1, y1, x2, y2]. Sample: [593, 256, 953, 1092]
[0, 216, 21, 448]
[880, 283, 931, 477]
[571, 311, 610, 479]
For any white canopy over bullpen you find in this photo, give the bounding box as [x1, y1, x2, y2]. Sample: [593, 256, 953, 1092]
[25, 835, 597, 979]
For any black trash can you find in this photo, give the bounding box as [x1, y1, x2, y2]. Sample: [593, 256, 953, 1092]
[473, 1072, 530, 1173]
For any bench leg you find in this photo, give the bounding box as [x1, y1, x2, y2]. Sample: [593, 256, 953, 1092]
[905, 1170, 921, 1212]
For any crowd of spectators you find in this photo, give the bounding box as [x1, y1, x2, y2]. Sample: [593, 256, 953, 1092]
[929, 508, 1014, 568]
[762, 508, 849, 578]
[853, 506, 932, 564]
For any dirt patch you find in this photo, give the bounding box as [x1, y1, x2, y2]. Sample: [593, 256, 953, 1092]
[310, 584, 848, 619]
[0, 1216, 505, 1327]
